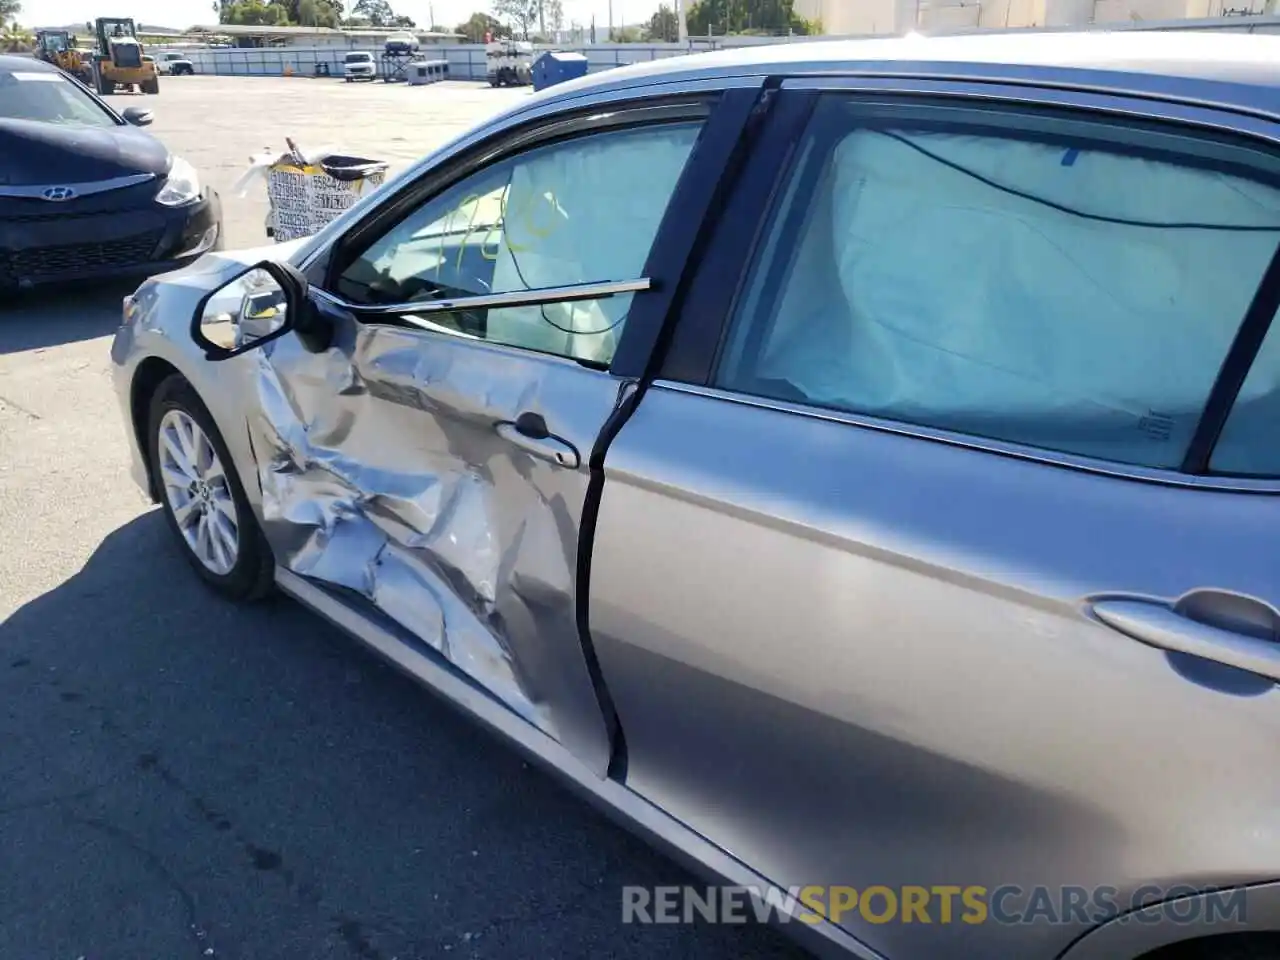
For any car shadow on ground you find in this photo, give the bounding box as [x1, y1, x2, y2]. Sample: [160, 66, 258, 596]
[0, 279, 142, 355]
[0, 511, 810, 960]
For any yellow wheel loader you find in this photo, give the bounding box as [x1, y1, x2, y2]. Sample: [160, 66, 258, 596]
[34, 30, 93, 85]
[88, 18, 159, 95]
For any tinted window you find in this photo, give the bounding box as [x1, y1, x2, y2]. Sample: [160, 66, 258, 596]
[715, 97, 1280, 470]
[0, 70, 116, 128]
[336, 121, 703, 366]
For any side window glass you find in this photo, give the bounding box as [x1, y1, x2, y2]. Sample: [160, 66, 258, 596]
[335, 121, 704, 366]
[714, 97, 1280, 470]
[1211, 312, 1280, 476]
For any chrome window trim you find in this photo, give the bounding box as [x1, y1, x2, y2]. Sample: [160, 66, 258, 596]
[313, 277, 651, 319]
[653, 380, 1280, 495]
[780, 75, 1280, 147]
[0, 172, 156, 200]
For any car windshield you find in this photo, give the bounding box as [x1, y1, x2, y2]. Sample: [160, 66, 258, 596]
[345, 53, 370, 62]
[0, 70, 116, 128]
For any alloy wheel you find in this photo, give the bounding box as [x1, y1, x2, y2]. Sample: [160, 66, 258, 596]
[157, 408, 240, 576]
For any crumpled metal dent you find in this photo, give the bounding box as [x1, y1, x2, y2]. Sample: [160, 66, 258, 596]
[249, 333, 556, 731]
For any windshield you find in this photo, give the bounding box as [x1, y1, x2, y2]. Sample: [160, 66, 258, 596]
[345, 53, 370, 62]
[0, 70, 117, 128]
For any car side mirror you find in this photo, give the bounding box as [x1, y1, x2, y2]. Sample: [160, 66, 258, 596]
[191, 260, 330, 361]
[122, 106, 153, 126]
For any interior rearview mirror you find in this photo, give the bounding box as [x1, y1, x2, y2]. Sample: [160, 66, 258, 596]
[122, 106, 153, 126]
[191, 260, 312, 361]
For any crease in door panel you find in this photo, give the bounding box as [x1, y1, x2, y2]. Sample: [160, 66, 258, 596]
[244, 330, 584, 737]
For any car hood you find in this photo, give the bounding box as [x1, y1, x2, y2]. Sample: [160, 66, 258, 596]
[0, 119, 169, 186]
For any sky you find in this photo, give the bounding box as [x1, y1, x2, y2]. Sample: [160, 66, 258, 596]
[20, 0, 662, 31]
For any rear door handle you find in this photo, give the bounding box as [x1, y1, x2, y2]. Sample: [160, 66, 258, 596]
[495, 411, 581, 469]
[1093, 598, 1280, 683]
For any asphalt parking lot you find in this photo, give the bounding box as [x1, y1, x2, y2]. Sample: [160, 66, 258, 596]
[0, 78, 808, 960]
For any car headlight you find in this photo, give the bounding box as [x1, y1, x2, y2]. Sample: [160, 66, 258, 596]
[156, 156, 201, 206]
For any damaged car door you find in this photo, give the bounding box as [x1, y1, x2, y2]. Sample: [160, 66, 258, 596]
[240, 102, 712, 776]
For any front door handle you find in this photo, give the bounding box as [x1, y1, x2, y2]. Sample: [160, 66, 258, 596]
[495, 411, 581, 469]
[1093, 597, 1280, 683]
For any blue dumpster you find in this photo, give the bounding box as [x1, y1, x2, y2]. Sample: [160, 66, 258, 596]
[532, 51, 589, 91]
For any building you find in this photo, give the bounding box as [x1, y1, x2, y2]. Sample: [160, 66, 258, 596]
[184, 24, 462, 49]
[794, 0, 1277, 33]
[791, 0, 899, 34]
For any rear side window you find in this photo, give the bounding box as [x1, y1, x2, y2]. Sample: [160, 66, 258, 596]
[1212, 318, 1280, 476]
[715, 97, 1280, 470]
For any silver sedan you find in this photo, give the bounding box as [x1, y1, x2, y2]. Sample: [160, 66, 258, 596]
[111, 31, 1280, 960]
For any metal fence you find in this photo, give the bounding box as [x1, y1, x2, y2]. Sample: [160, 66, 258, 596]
[154, 15, 1280, 79]
[152, 43, 702, 79]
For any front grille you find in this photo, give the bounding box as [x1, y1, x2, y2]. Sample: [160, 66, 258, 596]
[0, 232, 162, 284]
[0, 180, 160, 220]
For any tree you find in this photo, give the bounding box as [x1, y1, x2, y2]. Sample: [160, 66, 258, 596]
[491, 0, 537, 39]
[0, 0, 21, 27]
[544, 0, 563, 35]
[455, 11, 505, 40]
[352, 0, 396, 26]
[220, 0, 338, 25]
[685, 0, 812, 35]
[1, 19, 29, 50]
[224, 0, 291, 25]
[646, 3, 677, 40]
[352, 0, 411, 26]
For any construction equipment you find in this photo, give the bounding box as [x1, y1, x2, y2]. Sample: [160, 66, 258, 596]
[88, 17, 159, 95]
[34, 29, 92, 83]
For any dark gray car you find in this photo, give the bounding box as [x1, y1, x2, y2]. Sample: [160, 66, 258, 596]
[110, 31, 1280, 960]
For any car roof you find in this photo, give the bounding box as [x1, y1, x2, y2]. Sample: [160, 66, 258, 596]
[0, 54, 60, 75]
[530, 31, 1280, 119]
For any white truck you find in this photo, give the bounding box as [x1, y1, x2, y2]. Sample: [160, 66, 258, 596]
[155, 51, 195, 75]
[485, 39, 533, 87]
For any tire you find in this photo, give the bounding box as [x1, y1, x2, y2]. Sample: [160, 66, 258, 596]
[147, 375, 275, 603]
[142, 77, 159, 94]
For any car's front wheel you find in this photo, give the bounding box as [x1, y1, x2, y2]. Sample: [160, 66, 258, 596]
[147, 375, 275, 602]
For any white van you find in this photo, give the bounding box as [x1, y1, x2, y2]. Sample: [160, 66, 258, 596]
[343, 51, 376, 82]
